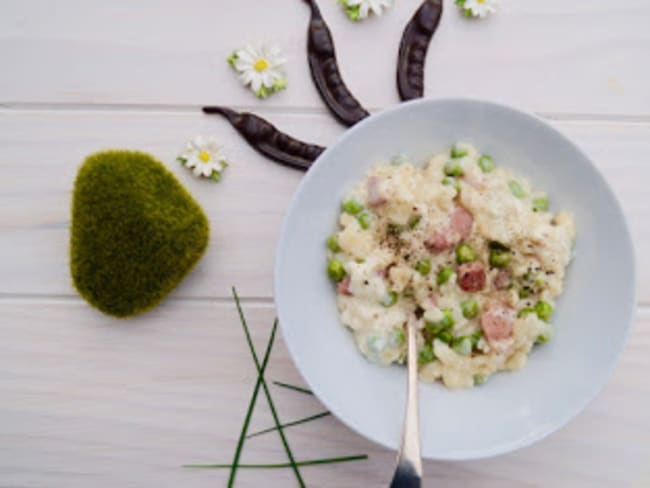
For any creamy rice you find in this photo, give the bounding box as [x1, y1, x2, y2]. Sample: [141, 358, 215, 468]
[326, 143, 575, 388]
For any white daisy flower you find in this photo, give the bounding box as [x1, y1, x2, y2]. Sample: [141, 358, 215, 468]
[177, 136, 228, 181]
[340, 0, 393, 21]
[456, 0, 499, 18]
[227, 43, 287, 99]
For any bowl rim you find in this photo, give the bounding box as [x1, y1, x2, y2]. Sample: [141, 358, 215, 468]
[273, 96, 637, 460]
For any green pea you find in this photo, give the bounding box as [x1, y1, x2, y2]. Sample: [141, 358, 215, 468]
[461, 299, 479, 319]
[438, 331, 453, 344]
[517, 307, 535, 318]
[509, 180, 526, 199]
[394, 328, 406, 347]
[342, 199, 364, 215]
[442, 176, 460, 191]
[470, 330, 483, 348]
[532, 196, 549, 212]
[489, 248, 511, 268]
[357, 212, 371, 230]
[473, 374, 487, 386]
[408, 214, 422, 229]
[327, 235, 341, 253]
[534, 300, 554, 322]
[381, 291, 398, 307]
[452, 336, 472, 356]
[424, 308, 455, 336]
[327, 259, 346, 282]
[418, 343, 436, 365]
[518, 287, 532, 299]
[478, 154, 495, 173]
[456, 243, 477, 264]
[536, 332, 551, 344]
[391, 154, 408, 166]
[450, 144, 468, 158]
[415, 259, 432, 276]
[444, 159, 464, 177]
[437, 267, 455, 286]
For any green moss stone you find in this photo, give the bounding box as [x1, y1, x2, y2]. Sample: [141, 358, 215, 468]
[70, 150, 209, 318]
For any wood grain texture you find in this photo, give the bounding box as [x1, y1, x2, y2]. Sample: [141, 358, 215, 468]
[0, 300, 648, 488]
[0, 110, 648, 302]
[0, 0, 649, 116]
[1, 0, 649, 486]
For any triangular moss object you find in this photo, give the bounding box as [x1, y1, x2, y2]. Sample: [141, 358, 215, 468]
[70, 150, 209, 318]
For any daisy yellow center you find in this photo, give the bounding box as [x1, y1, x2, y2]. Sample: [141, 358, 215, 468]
[254, 58, 269, 72]
[198, 150, 211, 163]
[477, 0, 485, 3]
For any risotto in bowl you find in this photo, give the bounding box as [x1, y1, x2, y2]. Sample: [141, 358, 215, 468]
[327, 144, 576, 389]
[274, 99, 635, 459]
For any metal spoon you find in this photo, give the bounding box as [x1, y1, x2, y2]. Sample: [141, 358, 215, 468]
[389, 319, 422, 487]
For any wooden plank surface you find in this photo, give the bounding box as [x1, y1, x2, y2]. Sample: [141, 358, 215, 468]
[1, 300, 649, 487]
[0, 110, 648, 302]
[1, 0, 649, 486]
[0, 0, 649, 116]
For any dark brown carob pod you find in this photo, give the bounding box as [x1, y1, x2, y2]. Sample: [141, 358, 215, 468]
[203, 106, 325, 171]
[302, 0, 370, 127]
[397, 0, 443, 101]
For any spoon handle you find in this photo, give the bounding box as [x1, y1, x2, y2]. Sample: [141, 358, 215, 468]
[390, 320, 422, 488]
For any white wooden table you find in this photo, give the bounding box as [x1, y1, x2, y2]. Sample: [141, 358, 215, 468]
[1, 1, 649, 486]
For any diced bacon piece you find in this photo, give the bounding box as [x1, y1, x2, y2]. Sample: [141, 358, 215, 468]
[450, 205, 474, 240]
[337, 276, 352, 296]
[425, 230, 454, 253]
[480, 303, 515, 343]
[457, 262, 486, 292]
[367, 176, 387, 207]
[493, 269, 511, 290]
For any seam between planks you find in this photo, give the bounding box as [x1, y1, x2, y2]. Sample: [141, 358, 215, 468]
[2, 102, 650, 125]
[1, 294, 649, 314]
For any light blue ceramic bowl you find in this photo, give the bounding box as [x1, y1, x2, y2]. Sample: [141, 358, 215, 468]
[274, 98, 636, 460]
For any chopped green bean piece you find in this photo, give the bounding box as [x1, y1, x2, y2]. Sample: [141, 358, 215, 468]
[342, 199, 364, 215]
[408, 214, 422, 229]
[450, 144, 468, 158]
[442, 176, 460, 191]
[473, 374, 487, 386]
[517, 307, 535, 318]
[456, 243, 477, 264]
[532, 196, 549, 212]
[461, 299, 479, 319]
[478, 154, 495, 173]
[534, 300, 554, 322]
[357, 212, 371, 230]
[509, 180, 526, 199]
[381, 291, 398, 307]
[452, 336, 472, 356]
[444, 159, 464, 177]
[415, 259, 432, 276]
[438, 331, 453, 344]
[489, 248, 511, 268]
[418, 343, 436, 365]
[327, 235, 341, 253]
[327, 259, 346, 282]
[437, 267, 455, 286]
